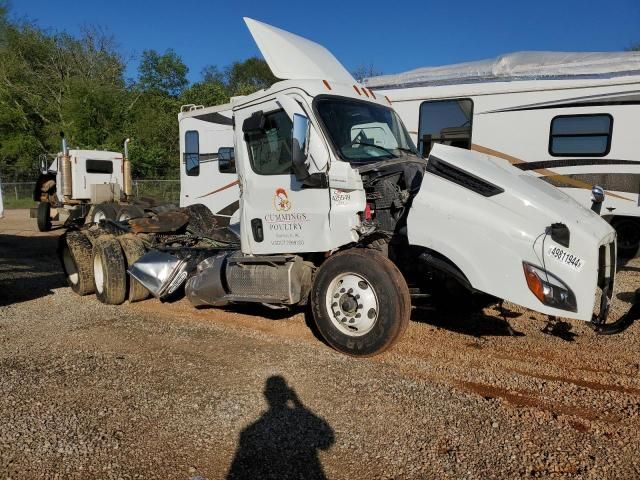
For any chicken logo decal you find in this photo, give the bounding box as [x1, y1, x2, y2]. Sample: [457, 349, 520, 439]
[274, 187, 291, 211]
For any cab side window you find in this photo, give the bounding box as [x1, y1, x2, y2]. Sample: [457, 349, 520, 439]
[245, 110, 293, 175]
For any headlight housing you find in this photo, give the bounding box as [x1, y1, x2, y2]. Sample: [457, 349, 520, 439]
[523, 262, 577, 312]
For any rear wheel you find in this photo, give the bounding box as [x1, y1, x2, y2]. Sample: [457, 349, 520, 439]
[60, 231, 94, 295]
[92, 235, 127, 305]
[311, 249, 411, 356]
[36, 202, 51, 232]
[117, 234, 149, 302]
[89, 203, 117, 224]
[612, 217, 640, 259]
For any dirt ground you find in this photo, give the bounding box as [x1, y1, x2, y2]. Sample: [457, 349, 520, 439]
[1, 209, 639, 479]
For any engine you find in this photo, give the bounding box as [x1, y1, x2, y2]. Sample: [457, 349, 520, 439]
[360, 159, 426, 234]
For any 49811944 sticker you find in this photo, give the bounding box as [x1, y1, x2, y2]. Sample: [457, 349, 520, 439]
[546, 246, 584, 272]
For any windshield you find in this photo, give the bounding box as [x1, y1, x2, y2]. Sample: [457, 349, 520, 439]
[315, 97, 418, 163]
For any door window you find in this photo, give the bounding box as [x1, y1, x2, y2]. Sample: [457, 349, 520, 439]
[245, 110, 293, 175]
[418, 99, 473, 156]
[184, 130, 199, 176]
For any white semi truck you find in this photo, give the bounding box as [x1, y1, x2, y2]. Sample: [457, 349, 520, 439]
[58, 18, 628, 356]
[33, 136, 146, 231]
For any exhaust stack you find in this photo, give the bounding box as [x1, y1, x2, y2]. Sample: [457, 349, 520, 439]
[123, 138, 132, 199]
[60, 132, 72, 199]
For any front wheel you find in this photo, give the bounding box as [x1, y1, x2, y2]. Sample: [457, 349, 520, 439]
[36, 202, 51, 232]
[311, 249, 411, 356]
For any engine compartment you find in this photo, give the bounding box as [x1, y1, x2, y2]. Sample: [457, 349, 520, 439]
[359, 158, 427, 234]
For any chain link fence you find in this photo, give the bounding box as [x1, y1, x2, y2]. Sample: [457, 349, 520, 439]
[1, 179, 181, 209]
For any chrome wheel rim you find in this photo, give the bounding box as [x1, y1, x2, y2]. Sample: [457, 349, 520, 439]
[93, 210, 106, 223]
[325, 272, 379, 337]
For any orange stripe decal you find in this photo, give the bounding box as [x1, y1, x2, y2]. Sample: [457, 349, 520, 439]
[196, 180, 240, 199]
[470, 144, 634, 202]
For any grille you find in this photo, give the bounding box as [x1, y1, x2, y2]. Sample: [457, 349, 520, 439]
[597, 241, 615, 296]
[426, 156, 504, 197]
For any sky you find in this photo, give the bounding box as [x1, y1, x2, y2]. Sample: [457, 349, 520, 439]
[10, 0, 640, 83]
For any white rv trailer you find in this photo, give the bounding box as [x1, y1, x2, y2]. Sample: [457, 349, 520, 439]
[178, 103, 238, 225]
[363, 52, 640, 258]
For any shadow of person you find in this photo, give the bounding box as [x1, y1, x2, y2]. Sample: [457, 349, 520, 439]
[226, 376, 334, 480]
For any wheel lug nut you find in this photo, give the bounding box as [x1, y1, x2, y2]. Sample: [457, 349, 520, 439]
[355, 313, 361, 318]
[355, 294, 360, 299]
[334, 293, 339, 298]
[348, 318, 355, 324]
[347, 288, 353, 294]
[358, 304, 363, 309]
[340, 288, 345, 293]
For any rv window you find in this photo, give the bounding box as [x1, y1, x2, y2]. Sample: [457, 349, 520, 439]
[184, 130, 200, 176]
[418, 99, 473, 157]
[549, 114, 612, 157]
[86, 160, 113, 174]
[245, 110, 293, 176]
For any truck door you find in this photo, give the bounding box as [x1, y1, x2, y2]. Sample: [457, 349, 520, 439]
[235, 96, 332, 255]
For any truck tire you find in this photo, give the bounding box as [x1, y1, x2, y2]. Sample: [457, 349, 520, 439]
[60, 231, 95, 295]
[92, 235, 127, 305]
[116, 204, 144, 222]
[611, 217, 640, 259]
[89, 203, 117, 224]
[117, 234, 149, 302]
[36, 202, 51, 232]
[311, 249, 411, 356]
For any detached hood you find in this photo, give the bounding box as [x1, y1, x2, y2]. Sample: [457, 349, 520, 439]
[425, 144, 611, 241]
[244, 17, 356, 84]
[408, 143, 615, 322]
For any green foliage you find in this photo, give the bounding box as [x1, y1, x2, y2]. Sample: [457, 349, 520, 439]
[138, 49, 188, 97]
[628, 43, 640, 52]
[0, 5, 278, 181]
[201, 56, 277, 96]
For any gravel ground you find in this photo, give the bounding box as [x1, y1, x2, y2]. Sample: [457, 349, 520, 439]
[1, 209, 639, 479]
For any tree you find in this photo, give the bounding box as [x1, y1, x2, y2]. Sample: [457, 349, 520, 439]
[137, 49, 188, 97]
[628, 43, 640, 52]
[201, 57, 277, 97]
[180, 80, 228, 108]
[352, 63, 383, 82]
[0, 15, 128, 180]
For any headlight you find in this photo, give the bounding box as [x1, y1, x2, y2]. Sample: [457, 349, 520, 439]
[523, 262, 577, 312]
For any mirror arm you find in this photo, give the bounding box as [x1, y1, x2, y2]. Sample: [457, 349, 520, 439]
[299, 172, 328, 189]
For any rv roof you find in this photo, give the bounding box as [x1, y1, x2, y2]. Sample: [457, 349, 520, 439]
[178, 103, 232, 120]
[363, 51, 640, 89]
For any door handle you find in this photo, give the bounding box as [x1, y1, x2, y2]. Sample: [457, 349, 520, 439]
[251, 218, 264, 242]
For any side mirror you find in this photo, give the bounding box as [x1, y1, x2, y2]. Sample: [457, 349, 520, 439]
[591, 185, 605, 214]
[218, 147, 236, 174]
[292, 113, 311, 182]
[39, 154, 49, 174]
